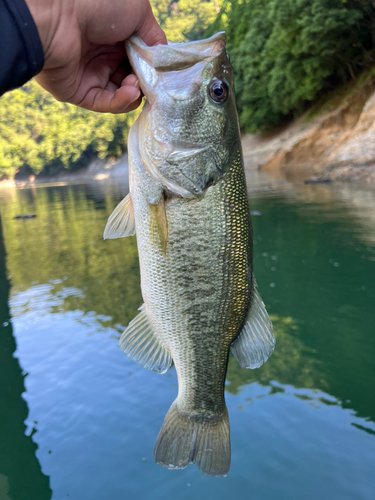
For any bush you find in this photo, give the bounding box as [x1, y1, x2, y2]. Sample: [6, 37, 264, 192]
[208, 0, 375, 132]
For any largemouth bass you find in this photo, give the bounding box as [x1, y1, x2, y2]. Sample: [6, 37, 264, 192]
[104, 32, 275, 477]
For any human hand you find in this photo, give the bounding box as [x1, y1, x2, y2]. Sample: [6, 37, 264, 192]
[25, 0, 166, 113]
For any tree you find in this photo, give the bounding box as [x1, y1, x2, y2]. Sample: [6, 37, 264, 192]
[0, 81, 138, 179]
[151, 0, 223, 42]
[207, 0, 375, 132]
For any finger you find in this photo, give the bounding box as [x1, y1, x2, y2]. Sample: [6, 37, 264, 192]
[79, 85, 141, 114]
[105, 81, 118, 93]
[121, 74, 139, 88]
[136, 5, 167, 47]
[110, 66, 127, 87]
[110, 64, 139, 89]
[110, 85, 142, 113]
[107, 74, 140, 95]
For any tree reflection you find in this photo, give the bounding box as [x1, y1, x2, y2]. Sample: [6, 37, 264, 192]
[2, 185, 142, 329]
[226, 315, 320, 395]
[0, 215, 52, 500]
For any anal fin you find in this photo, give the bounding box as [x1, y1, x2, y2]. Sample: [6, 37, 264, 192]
[120, 304, 172, 374]
[231, 276, 275, 369]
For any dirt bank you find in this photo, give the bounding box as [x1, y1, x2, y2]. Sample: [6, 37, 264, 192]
[242, 75, 375, 183]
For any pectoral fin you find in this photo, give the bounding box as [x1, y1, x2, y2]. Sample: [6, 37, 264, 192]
[103, 193, 135, 240]
[120, 304, 172, 374]
[231, 277, 275, 369]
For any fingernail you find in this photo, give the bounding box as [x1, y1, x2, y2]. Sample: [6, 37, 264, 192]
[134, 79, 140, 90]
[120, 87, 142, 113]
[129, 90, 141, 104]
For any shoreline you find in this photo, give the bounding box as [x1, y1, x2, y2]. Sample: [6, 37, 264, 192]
[0, 155, 130, 189]
[2, 77, 375, 190]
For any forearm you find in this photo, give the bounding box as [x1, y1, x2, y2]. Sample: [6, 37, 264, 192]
[0, 0, 44, 95]
[24, 0, 60, 59]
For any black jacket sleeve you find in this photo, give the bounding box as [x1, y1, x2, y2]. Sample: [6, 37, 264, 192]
[0, 0, 44, 96]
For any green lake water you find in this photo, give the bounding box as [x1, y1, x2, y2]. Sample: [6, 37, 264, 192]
[0, 173, 374, 500]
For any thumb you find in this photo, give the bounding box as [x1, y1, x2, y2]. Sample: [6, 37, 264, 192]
[136, 5, 167, 46]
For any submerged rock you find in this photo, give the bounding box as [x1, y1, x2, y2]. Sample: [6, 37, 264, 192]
[14, 214, 36, 220]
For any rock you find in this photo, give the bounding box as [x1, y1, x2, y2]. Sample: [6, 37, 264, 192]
[304, 179, 332, 184]
[243, 77, 375, 183]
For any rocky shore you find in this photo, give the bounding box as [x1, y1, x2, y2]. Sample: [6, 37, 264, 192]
[242, 77, 375, 183]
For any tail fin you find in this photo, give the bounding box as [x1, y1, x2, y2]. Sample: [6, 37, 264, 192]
[154, 401, 230, 477]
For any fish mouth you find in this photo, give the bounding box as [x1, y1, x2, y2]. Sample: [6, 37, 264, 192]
[125, 33, 226, 104]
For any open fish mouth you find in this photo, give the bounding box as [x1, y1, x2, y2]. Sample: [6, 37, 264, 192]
[125, 32, 226, 103]
[125, 32, 232, 198]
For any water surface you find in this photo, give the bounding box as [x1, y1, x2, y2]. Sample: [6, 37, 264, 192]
[0, 174, 374, 500]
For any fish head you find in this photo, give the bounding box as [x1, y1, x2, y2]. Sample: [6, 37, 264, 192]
[126, 33, 241, 198]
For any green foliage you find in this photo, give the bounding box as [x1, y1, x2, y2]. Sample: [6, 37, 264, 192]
[152, 0, 223, 42]
[164, 0, 222, 42]
[207, 0, 375, 132]
[0, 81, 138, 179]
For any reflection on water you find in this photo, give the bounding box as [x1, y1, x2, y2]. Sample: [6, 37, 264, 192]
[226, 315, 319, 395]
[0, 216, 52, 500]
[0, 176, 374, 499]
[2, 183, 141, 328]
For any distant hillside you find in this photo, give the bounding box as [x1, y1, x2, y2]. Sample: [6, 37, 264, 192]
[0, 80, 138, 180]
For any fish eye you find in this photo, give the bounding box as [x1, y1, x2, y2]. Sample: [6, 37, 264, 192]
[209, 80, 229, 104]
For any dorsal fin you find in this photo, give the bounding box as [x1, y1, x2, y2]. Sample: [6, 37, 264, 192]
[103, 193, 135, 240]
[231, 277, 275, 369]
